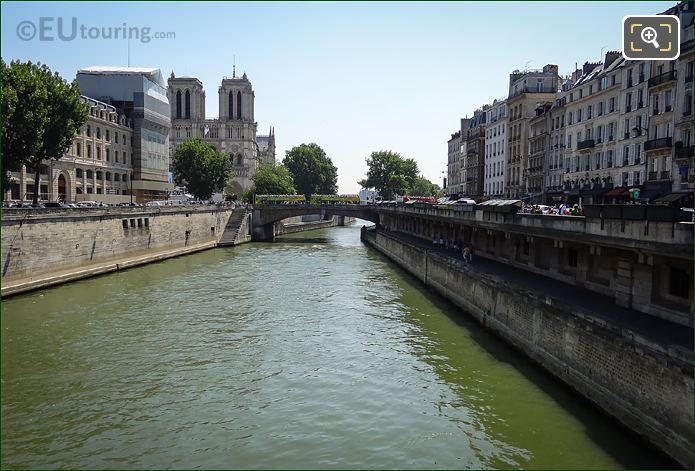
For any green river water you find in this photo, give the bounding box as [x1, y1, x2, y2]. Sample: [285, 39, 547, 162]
[1, 223, 670, 469]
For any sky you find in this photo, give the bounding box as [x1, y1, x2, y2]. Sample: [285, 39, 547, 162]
[1, 1, 676, 193]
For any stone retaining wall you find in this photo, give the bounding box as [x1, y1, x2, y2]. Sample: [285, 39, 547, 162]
[361, 227, 693, 468]
[2, 206, 232, 294]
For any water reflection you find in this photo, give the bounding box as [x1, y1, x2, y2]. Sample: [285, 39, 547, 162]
[1, 224, 671, 469]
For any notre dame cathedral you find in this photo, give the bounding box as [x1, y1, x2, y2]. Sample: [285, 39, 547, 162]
[167, 69, 276, 196]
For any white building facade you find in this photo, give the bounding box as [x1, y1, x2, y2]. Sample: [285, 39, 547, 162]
[484, 99, 507, 196]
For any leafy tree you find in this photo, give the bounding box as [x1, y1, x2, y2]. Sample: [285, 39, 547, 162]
[409, 176, 440, 197]
[172, 139, 232, 200]
[250, 164, 296, 195]
[283, 143, 337, 198]
[1, 59, 88, 202]
[358, 150, 419, 200]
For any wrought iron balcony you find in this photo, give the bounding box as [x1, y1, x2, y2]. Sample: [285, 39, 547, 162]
[661, 170, 671, 180]
[648, 171, 658, 180]
[648, 70, 677, 88]
[577, 139, 595, 150]
[644, 137, 672, 151]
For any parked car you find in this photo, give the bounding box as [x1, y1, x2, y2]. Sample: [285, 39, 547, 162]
[44, 202, 70, 208]
[30, 203, 46, 209]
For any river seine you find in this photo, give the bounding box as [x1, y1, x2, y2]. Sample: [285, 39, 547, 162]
[1, 223, 669, 469]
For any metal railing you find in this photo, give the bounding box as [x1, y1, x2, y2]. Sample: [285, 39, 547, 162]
[577, 139, 595, 150]
[648, 70, 677, 87]
[644, 137, 672, 151]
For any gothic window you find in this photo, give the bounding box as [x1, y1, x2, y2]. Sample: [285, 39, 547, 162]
[237, 91, 242, 119]
[176, 90, 182, 118]
[229, 92, 234, 119]
[185, 90, 191, 119]
[237, 154, 243, 165]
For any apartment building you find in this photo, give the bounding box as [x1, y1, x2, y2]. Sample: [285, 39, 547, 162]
[484, 98, 507, 197]
[5, 96, 135, 203]
[447, 129, 463, 196]
[528, 102, 552, 202]
[505, 64, 559, 199]
[545, 87, 569, 203]
[465, 108, 487, 197]
[563, 54, 626, 204]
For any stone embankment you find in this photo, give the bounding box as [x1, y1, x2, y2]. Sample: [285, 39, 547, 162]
[361, 226, 693, 468]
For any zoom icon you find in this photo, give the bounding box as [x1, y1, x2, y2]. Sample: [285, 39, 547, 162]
[623, 15, 680, 60]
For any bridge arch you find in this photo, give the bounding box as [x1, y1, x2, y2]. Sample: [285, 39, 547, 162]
[251, 204, 380, 241]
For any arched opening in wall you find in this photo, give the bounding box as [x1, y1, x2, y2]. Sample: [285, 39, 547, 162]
[236, 91, 242, 119]
[229, 92, 234, 119]
[176, 90, 182, 118]
[58, 173, 67, 201]
[185, 90, 191, 119]
[237, 154, 243, 165]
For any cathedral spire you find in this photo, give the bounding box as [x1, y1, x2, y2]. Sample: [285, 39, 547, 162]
[233, 55, 236, 78]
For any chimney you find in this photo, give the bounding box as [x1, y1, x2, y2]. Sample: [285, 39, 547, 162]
[604, 51, 620, 67]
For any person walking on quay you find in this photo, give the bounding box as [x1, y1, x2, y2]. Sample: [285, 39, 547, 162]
[462, 245, 471, 264]
[469, 242, 475, 262]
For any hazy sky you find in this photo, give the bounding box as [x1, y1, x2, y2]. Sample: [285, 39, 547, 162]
[2, 1, 675, 193]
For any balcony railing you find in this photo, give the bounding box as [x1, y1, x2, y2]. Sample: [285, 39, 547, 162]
[661, 171, 671, 180]
[644, 137, 672, 151]
[648, 70, 677, 88]
[577, 139, 595, 150]
[648, 171, 658, 180]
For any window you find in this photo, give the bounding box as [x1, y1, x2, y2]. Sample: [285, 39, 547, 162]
[176, 90, 182, 118]
[115, 133, 118, 144]
[106, 130, 110, 141]
[669, 267, 690, 299]
[598, 101, 603, 116]
[123, 220, 128, 229]
[76, 143, 81, 157]
[665, 90, 672, 111]
[587, 105, 592, 119]
[96, 171, 102, 180]
[114, 150, 119, 163]
[106, 149, 110, 161]
[185, 90, 191, 119]
[96, 127, 101, 139]
[577, 109, 582, 122]
[76, 168, 83, 178]
[87, 145, 92, 158]
[114, 173, 120, 182]
[609, 97, 615, 112]
[536, 79, 544, 92]
[567, 248, 578, 267]
[96, 146, 101, 160]
[237, 91, 242, 119]
[86, 170, 93, 179]
[86, 125, 91, 137]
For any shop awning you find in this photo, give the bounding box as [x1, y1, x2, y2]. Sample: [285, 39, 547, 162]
[652, 192, 693, 206]
[603, 187, 630, 197]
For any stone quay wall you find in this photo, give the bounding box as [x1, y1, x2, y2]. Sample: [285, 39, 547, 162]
[361, 227, 693, 468]
[1, 206, 233, 296]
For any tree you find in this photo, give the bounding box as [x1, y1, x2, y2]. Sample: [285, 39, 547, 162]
[409, 176, 442, 197]
[2, 59, 88, 203]
[283, 143, 337, 198]
[250, 164, 296, 195]
[172, 139, 232, 200]
[358, 150, 419, 200]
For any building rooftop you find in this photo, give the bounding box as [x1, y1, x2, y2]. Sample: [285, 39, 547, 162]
[78, 66, 166, 87]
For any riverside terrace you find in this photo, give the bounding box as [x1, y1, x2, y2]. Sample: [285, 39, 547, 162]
[362, 202, 693, 328]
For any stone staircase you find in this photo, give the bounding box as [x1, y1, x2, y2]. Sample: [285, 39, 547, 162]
[218, 208, 250, 246]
